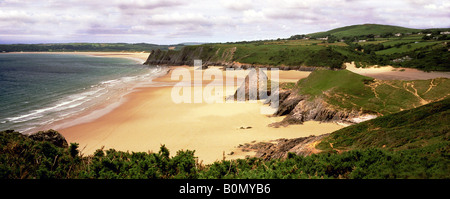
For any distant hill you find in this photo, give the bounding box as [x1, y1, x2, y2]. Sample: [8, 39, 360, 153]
[307, 24, 421, 39]
[179, 42, 207, 46]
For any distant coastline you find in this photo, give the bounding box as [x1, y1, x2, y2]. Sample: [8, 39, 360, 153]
[5, 51, 150, 64]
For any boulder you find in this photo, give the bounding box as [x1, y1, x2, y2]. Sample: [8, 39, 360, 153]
[28, 129, 68, 148]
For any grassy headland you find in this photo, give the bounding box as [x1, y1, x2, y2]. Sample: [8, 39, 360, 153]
[317, 97, 450, 152]
[146, 24, 450, 71]
[283, 69, 450, 115]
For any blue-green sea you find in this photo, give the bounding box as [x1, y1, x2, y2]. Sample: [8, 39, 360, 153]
[0, 53, 165, 133]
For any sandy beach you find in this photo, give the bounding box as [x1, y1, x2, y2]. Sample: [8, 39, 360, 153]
[58, 65, 342, 164]
[345, 62, 450, 80]
[8, 51, 150, 64]
[27, 53, 450, 164]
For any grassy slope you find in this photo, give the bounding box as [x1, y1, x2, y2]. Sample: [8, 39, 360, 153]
[177, 41, 347, 68]
[317, 97, 450, 151]
[144, 24, 450, 71]
[376, 41, 441, 55]
[308, 24, 420, 38]
[294, 69, 450, 115]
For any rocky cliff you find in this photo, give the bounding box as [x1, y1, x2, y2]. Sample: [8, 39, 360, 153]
[144, 45, 320, 71]
[264, 89, 376, 127]
[144, 46, 236, 67]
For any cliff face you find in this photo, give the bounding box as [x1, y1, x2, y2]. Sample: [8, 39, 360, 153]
[144, 48, 198, 66]
[144, 46, 236, 67]
[144, 46, 320, 71]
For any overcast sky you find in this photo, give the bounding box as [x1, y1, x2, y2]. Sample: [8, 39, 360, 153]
[0, 0, 449, 44]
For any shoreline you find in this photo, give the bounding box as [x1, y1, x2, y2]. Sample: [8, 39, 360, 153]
[57, 66, 343, 164]
[5, 51, 150, 64]
[14, 52, 159, 134]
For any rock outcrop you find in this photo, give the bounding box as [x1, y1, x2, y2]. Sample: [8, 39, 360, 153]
[238, 134, 329, 161]
[28, 129, 69, 148]
[266, 89, 376, 127]
[230, 68, 272, 101]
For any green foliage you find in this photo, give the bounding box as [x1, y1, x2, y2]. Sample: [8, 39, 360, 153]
[199, 147, 449, 179]
[155, 29, 448, 71]
[307, 24, 420, 40]
[294, 69, 450, 115]
[318, 97, 450, 151]
[79, 146, 198, 179]
[0, 126, 448, 179]
[230, 42, 342, 68]
[0, 131, 200, 179]
[0, 130, 79, 179]
[304, 47, 347, 69]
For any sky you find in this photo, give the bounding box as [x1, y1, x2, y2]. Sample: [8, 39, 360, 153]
[0, 0, 449, 44]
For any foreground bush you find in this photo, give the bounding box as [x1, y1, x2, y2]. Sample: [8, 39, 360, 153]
[1, 130, 448, 179]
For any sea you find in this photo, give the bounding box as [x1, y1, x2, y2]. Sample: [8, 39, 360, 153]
[0, 53, 167, 133]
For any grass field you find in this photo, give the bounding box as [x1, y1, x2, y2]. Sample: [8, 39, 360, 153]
[295, 70, 450, 115]
[376, 41, 441, 55]
[308, 24, 421, 39]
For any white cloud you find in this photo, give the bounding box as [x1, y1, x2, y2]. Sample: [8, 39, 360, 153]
[221, 0, 253, 11]
[0, 0, 449, 44]
[242, 9, 266, 23]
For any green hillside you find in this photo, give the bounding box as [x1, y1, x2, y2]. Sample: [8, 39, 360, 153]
[146, 42, 347, 69]
[317, 97, 450, 152]
[294, 69, 450, 115]
[145, 24, 449, 71]
[308, 24, 420, 39]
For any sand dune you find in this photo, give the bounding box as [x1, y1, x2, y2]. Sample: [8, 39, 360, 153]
[345, 62, 450, 80]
